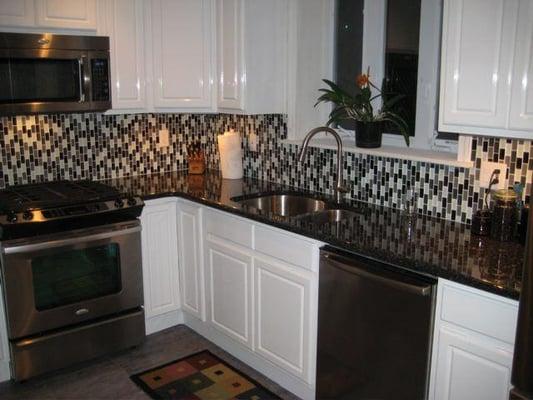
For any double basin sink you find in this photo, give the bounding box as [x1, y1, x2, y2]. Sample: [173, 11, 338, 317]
[232, 193, 361, 224]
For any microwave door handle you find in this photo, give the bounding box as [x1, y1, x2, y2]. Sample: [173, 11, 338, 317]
[78, 57, 85, 102]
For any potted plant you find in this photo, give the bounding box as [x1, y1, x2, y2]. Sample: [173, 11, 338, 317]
[315, 69, 410, 148]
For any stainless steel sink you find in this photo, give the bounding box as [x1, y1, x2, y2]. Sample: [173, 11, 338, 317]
[297, 209, 361, 224]
[235, 194, 327, 217]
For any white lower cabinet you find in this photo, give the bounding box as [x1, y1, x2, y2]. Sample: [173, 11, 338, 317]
[140, 198, 181, 334]
[429, 279, 518, 400]
[176, 200, 205, 320]
[432, 326, 513, 400]
[254, 256, 313, 383]
[136, 199, 523, 400]
[205, 239, 253, 349]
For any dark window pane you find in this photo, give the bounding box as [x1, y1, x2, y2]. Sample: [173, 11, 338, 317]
[32, 244, 122, 310]
[0, 58, 79, 104]
[334, 0, 364, 130]
[383, 0, 421, 137]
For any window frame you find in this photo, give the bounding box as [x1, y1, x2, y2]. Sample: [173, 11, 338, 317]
[331, 0, 457, 152]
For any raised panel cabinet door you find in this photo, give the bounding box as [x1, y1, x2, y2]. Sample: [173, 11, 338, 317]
[439, 0, 517, 130]
[105, 0, 146, 110]
[35, 0, 97, 30]
[177, 201, 204, 320]
[217, 0, 244, 110]
[150, 0, 215, 110]
[206, 240, 253, 348]
[509, 0, 533, 131]
[254, 257, 314, 383]
[140, 201, 181, 318]
[432, 327, 513, 400]
[0, 0, 35, 27]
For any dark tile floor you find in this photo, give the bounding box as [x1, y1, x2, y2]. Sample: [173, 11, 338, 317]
[0, 325, 300, 400]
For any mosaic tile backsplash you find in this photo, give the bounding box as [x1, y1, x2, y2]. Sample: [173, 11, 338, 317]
[0, 112, 531, 224]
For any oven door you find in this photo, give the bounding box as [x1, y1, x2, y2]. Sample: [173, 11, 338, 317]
[0, 220, 143, 339]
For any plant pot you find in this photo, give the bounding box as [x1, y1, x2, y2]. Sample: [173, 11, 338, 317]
[355, 121, 383, 148]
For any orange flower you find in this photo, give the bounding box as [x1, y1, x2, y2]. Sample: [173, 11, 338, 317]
[356, 73, 369, 88]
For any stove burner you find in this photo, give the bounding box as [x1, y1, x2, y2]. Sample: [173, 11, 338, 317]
[0, 181, 121, 212]
[0, 180, 144, 240]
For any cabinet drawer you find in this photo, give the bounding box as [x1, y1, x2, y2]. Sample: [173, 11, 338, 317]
[255, 225, 316, 271]
[205, 209, 253, 248]
[440, 284, 518, 344]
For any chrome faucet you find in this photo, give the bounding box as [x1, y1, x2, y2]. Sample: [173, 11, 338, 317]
[297, 126, 349, 203]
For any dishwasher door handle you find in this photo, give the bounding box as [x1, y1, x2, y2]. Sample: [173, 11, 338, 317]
[322, 253, 433, 296]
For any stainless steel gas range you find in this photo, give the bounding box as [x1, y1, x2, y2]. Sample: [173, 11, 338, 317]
[0, 180, 145, 381]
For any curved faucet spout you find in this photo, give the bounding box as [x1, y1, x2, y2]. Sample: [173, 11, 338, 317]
[297, 126, 348, 203]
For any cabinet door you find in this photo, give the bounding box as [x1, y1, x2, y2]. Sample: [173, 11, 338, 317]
[217, 0, 244, 111]
[439, 0, 518, 130]
[0, 0, 35, 27]
[150, 0, 215, 110]
[140, 200, 181, 318]
[509, 0, 533, 131]
[432, 326, 513, 400]
[177, 201, 204, 320]
[104, 0, 146, 110]
[206, 240, 253, 348]
[254, 257, 314, 383]
[35, 0, 97, 30]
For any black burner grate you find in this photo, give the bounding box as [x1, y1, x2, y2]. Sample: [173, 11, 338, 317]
[0, 181, 121, 212]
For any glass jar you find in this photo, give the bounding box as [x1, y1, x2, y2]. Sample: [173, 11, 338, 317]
[490, 189, 517, 241]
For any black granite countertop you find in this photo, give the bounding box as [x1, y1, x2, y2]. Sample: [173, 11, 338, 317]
[105, 170, 525, 300]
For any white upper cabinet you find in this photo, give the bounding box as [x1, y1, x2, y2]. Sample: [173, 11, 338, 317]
[439, 0, 533, 139]
[0, 0, 35, 27]
[509, 0, 533, 131]
[216, 0, 287, 114]
[217, 0, 244, 111]
[35, 0, 97, 30]
[0, 0, 96, 30]
[100, 0, 146, 111]
[148, 0, 215, 111]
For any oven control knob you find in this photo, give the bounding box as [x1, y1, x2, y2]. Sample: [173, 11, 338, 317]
[22, 211, 34, 221]
[114, 199, 124, 208]
[6, 212, 17, 223]
[127, 197, 137, 206]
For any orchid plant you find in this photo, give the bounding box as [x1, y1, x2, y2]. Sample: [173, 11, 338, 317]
[315, 68, 411, 146]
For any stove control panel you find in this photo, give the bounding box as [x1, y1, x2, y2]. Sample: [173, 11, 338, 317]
[0, 196, 144, 225]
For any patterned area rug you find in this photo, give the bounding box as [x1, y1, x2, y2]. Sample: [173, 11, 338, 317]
[130, 350, 281, 399]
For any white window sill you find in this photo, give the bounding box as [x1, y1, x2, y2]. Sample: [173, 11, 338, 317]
[281, 137, 474, 169]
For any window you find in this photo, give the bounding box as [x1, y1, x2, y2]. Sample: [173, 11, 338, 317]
[333, 0, 457, 150]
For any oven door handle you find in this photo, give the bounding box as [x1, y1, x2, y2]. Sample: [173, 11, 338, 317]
[2, 225, 141, 255]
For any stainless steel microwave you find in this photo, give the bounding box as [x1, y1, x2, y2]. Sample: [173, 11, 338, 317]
[0, 32, 111, 115]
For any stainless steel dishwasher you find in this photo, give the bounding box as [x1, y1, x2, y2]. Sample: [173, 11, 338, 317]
[317, 246, 436, 400]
